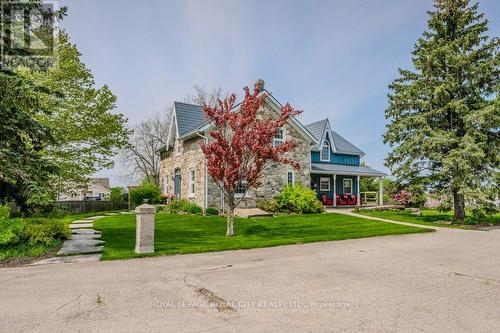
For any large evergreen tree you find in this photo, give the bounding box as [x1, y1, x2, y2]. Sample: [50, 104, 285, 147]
[0, 0, 64, 211]
[384, 0, 499, 222]
[0, 71, 58, 211]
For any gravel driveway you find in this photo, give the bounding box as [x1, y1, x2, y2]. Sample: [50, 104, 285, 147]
[1, 225, 499, 332]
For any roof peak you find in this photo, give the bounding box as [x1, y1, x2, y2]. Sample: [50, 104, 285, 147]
[174, 101, 202, 107]
[305, 118, 330, 127]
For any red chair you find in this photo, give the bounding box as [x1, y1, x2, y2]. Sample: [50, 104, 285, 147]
[321, 194, 334, 206]
[346, 194, 356, 205]
[337, 194, 348, 205]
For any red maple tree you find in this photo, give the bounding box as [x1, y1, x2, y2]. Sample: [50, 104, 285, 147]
[200, 83, 302, 236]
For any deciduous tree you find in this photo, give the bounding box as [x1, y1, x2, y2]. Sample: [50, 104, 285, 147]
[121, 112, 170, 185]
[200, 83, 301, 236]
[20, 33, 130, 197]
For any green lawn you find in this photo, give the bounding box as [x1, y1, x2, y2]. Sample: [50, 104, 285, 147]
[357, 209, 500, 229]
[93, 212, 432, 260]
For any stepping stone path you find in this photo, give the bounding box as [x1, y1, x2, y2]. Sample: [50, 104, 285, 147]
[32, 214, 120, 265]
[58, 217, 104, 257]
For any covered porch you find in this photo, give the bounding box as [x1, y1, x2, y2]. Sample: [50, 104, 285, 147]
[310, 163, 386, 207]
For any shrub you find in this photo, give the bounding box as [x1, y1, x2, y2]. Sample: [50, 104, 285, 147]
[183, 202, 202, 215]
[257, 199, 281, 213]
[393, 190, 413, 206]
[0, 217, 23, 246]
[0, 205, 10, 219]
[22, 219, 71, 246]
[110, 187, 125, 203]
[205, 207, 219, 216]
[165, 199, 202, 215]
[130, 182, 162, 206]
[275, 184, 324, 214]
[0, 217, 70, 247]
[165, 199, 187, 213]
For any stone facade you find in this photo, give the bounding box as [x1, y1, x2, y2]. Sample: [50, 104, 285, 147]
[159, 101, 312, 211]
[159, 136, 207, 208]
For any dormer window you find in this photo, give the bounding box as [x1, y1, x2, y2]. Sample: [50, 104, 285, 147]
[321, 140, 330, 161]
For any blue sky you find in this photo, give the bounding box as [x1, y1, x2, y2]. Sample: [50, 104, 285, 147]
[59, 0, 500, 186]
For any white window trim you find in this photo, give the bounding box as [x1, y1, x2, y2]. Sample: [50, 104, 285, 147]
[235, 180, 247, 198]
[343, 179, 353, 194]
[320, 141, 330, 162]
[273, 128, 285, 148]
[188, 169, 195, 198]
[320, 177, 330, 191]
[286, 170, 295, 186]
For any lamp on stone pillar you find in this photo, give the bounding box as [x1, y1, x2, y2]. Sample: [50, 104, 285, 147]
[356, 175, 361, 206]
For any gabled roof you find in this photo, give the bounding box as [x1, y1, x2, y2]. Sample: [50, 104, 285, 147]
[305, 119, 364, 156]
[91, 178, 110, 190]
[330, 130, 364, 156]
[304, 119, 328, 142]
[171, 91, 318, 144]
[173, 101, 206, 137]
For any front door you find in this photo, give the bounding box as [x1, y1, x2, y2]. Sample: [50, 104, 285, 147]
[174, 169, 181, 198]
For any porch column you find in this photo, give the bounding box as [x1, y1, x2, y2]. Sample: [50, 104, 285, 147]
[379, 177, 384, 206]
[333, 174, 337, 207]
[356, 175, 361, 206]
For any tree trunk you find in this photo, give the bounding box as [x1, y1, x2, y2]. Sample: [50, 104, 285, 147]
[226, 198, 235, 237]
[452, 188, 465, 224]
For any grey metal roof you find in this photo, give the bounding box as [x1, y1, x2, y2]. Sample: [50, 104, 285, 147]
[331, 130, 364, 155]
[305, 119, 364, 156]
[304, 119, 327, 142]
[311, 163, 386, 177]
[174, 101, 207, 137]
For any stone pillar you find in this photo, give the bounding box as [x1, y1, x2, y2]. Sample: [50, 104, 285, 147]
[379, 177, 384, 206]
[135, 203, 156, 253]
[356, 175, 361, 206]
[333, 174, 337, 207]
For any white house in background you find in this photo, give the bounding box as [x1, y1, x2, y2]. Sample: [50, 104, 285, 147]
[57, 178, 111, 201]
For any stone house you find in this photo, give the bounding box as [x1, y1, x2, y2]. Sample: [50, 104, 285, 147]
[157, 84, 385, 211]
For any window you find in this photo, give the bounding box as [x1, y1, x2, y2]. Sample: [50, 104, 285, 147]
[321, 141, 330, 161]
[286, 170, 295, 186]
[343, 179, 353, 194]
[235, 180, 247, 197]
[188, 170, 195, 197]
[320, 177, 330, 191]
[273, 128, 284, 147]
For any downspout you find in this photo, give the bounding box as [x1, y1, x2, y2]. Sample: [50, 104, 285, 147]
[196, 132, 208, 211]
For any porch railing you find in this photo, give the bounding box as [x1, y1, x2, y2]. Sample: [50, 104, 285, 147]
[360, 191, 378, 206]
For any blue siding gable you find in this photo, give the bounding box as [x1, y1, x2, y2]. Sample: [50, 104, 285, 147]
[311, 151, 360, 166]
